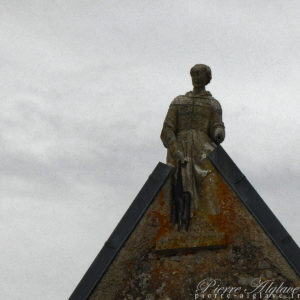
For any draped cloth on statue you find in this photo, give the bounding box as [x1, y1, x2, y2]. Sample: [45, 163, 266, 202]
[161, 90, 225, 215]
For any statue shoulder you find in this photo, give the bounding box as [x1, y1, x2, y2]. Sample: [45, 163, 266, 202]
[210, 97, 222, 112]
[170, 94, 190, 106]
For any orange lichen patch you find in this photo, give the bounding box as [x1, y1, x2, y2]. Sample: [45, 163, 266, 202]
[148, 190, 172, 242]
[148, 263, 165, 292]
[208, 176, 238, 244]
[152, 174, 233, 252]
[155, 214, 227, 252]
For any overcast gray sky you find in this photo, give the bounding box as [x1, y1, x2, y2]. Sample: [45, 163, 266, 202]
[0, 1, 299, 299]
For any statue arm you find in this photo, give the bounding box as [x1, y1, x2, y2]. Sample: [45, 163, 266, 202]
[210, 100, 225, 144]
[160, 104, 182, 159]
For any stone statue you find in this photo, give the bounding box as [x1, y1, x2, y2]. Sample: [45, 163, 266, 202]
[161, 64, 225, 230]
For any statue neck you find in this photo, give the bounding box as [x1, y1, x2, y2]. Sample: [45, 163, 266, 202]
[192, 86, 206, 96]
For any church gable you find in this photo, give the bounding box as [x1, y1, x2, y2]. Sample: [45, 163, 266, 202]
[70, 147, 300, 300]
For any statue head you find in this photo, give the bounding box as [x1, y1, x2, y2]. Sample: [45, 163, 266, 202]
[190, 64, 212, 88]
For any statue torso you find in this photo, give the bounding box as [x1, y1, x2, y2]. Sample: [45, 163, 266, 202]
[171, 91, 216, 135]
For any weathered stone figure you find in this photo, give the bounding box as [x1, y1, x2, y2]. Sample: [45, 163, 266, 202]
[161, 64, 225, 224]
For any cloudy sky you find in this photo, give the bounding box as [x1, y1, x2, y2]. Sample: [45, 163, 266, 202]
[0, 1, 299, 299]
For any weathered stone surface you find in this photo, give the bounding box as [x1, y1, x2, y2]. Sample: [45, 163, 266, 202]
[160, 64, 226, 233]
[90, 165, 300, 299]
